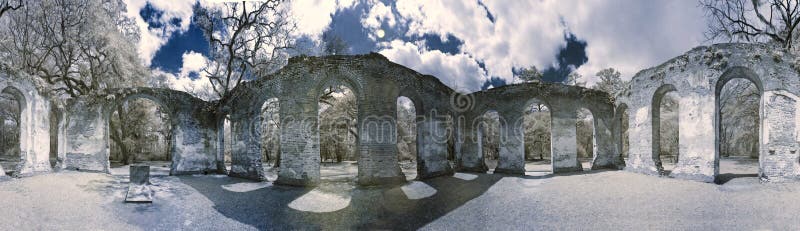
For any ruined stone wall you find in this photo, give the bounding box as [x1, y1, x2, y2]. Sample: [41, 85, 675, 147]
[0, 73, 52, 176]
[60, 88, 220, 175]
[456, 83, 620, 175]
[619, 43, 800, 183]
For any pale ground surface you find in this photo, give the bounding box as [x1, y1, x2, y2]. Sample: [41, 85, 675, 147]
[1, 158, 796, 230]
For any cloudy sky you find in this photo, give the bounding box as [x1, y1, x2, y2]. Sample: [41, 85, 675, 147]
[123, 0, 708, 94]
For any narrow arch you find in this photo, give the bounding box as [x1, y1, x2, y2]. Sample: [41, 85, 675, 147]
[260, 97, 280, 179]
[652, 84, 679, 174]
[522, 98, 552, 174]
[616, 103, 630, 163]
[396, 96, 418, 180]
[714, 67, 763, 183]
[317, 79, 360, 183]
[478, 110, 501, 173]
[0, 86, 26, 175]
[577, 107, 596, 170]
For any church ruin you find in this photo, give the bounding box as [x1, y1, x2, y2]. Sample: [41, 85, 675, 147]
[1, 43, 799, 185]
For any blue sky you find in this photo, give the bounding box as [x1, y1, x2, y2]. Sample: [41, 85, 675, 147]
[124, 0, 707, 95]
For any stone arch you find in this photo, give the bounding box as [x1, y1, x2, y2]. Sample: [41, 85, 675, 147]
[521, 97, 553, 173]
[615, 103, 630, 163]
[713, 66, 764, 181]
[1, 86, 28, 175]
[651, 84, 678, 174]
[105, 93, 175, 170]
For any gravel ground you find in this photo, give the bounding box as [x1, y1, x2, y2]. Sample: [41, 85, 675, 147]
[1, 159, 797, 230]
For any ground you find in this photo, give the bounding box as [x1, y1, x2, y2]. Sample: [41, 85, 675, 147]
[0, 159, 794, 230]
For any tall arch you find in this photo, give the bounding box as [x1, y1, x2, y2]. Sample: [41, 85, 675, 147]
[714, 67, 764, 182]
[0, 86, 27, 175]
[652, 84, 678, 174]
[615, 103, 630, 163]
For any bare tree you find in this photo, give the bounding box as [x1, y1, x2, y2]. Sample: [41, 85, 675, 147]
[194, 1, 296, 100]
[701, 0, 800, 49]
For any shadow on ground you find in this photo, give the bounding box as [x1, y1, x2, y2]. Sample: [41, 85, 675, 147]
[180, 172, 506, 230]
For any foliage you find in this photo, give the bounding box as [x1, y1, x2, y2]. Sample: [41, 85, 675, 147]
[516, 65, 543, 83]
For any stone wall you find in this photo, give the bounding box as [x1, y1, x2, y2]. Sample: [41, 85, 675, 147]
[0, 73, 52, 176]
[60, 88, 220, 175]
[619, 43, 800, 183]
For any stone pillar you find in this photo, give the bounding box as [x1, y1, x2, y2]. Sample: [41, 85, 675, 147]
[759, 90, 800, 182]
[228, 113, 266, 180]
[591, 110, 622, 170]
[495, 110, 525, 174]
[550, 104, 582, 173]
[416, 111, 454, 179]
[457, 113, 488, 173]
[357, 85, 405, 186]
[670, 92, 715, 182]
[169, 110, 220, 175]
[624, 103, 660, 175]
[275, 96, 320, 186]
[62, 99, 110, 173]
[15, 92, 52, 176]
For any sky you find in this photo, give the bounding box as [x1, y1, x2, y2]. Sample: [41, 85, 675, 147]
[122, 0, 708, 96]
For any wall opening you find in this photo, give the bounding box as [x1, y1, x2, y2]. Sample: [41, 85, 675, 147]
[260, 98, 280, 180]
[618, 104, 630, 163]
[0, 87, 22, 175]
[716, 77, 761, 184]
[479, 110, 501, 173]
[652, 85, 680, 174]
[222, 115, 232, 172]
[523, 100, 552, 174]
[109, 97, 172, 175]
[318, 84, 358, 183]
[577, 107, 596, 170]
[396, 96, 417, 180]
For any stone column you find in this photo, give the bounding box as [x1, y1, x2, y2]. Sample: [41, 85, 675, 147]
[457, 113, 488, 173]
[416, 110, 454, 179]
[550, 103, 582, 173]
[495, 110, 525, 175]
[357, 84, 405, 186]
[759, 90, 800, 182]
[590, 110, 621, 170]
[169, 110, 219, 175]
[275, 95, 320, 186]
[670, 92, 716, 182]
[228, 112, 265, 180]
[624, 102, 660, 176]
[15, 93, 52, 176]
[62, 99, 110, 173]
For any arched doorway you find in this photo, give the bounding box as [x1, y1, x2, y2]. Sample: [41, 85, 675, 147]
[0, 87, 23, 175]
[715, 68, 763, 184]
[318, 83, 359, 183]
[108, 97, 172, 176]
[577, 107, 596, 170]
[617, 104, 630, 163]
[396, 96, 417, 180]
[523, 99, 552, 174]
[260, 98, 280, 181]
[479, 110, 501, 173]
[652, 85, 680, 175]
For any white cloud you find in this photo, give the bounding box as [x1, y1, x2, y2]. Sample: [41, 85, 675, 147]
[387, 0, 707, 90]
[180, 51, 208, 77]
[122, 0, 197, 66]
[379, 40, 487, 92]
